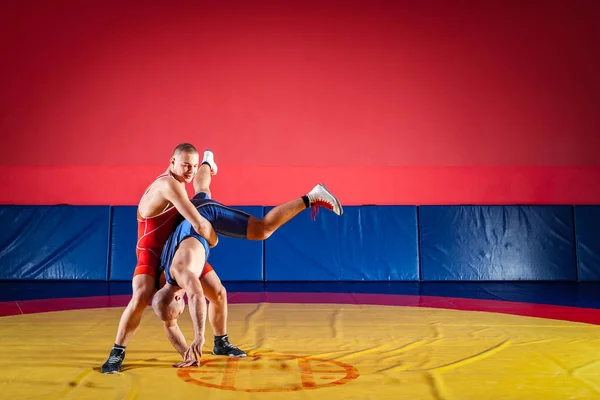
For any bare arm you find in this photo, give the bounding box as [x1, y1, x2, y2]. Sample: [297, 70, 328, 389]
[163, 319, 188, 358]
[175, 267, 207, 365]
[162, 179, 218, 248]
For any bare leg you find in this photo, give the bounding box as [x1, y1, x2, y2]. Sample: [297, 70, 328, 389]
[193, 163, 212, 197]
[194, 150, 341, 241]
[247, 198, 306, 240]
[200, 270, 227, 336]
[101, 273, 156, 373]
[114, 274, 156, 345]
[193, 149, 305, 240]
[200, 268, 246, 357]
[246, 184, 343, 240]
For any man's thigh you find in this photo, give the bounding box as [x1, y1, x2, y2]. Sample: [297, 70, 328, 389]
[170, 237, 208, 282]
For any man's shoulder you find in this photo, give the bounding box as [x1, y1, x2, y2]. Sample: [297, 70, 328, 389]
[139, 174, 177, 207]
[151, 174, 179, 192]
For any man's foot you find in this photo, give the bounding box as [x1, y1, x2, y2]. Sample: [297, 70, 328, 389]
[202, 149, 218, 176]
[213, 336, 247, 358]
[101, 347, 126, 374]
[307, 184, 343, 216]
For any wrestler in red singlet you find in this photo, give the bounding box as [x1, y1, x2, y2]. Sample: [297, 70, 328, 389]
[133, 174, 180, 278]
[134, 174, 213, 279]
[101, 144, 219, 375]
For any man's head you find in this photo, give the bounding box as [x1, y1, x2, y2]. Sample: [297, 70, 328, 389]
[152, 284, 186, 322]
[170, 143, 199, 183]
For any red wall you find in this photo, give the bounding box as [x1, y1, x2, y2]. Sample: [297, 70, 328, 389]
[1, 0, 600, 205]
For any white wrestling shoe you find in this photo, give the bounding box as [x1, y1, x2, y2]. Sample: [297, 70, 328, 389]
[307, 184, 343, 216]
[202, 149, 218, 175]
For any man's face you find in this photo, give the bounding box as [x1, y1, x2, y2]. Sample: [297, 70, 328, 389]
[170, 151, 199, 183]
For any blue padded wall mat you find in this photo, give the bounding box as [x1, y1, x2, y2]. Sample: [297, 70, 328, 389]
[109, 206, 138, 281]
[419, 206, 576, 281]
[265, 205, 419, 281]
[0, 205, 110, 280]
[574, 206, 600, 281]
[207, 206, 264, 281]
[109, 205, 264, 281]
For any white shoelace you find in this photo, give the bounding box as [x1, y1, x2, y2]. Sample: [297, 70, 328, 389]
[108, 355, 122, 363]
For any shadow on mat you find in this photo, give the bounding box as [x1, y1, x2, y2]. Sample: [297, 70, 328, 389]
[91, 358, 180, 373]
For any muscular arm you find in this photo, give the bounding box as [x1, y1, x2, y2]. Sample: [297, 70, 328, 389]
[176, 268, 207, 342]
[163, 319, 188, 358]
[162, 179, 219, 247]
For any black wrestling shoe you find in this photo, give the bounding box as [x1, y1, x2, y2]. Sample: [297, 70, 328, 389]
[101, 347, 126, 374]
[213, 336, 246, 358]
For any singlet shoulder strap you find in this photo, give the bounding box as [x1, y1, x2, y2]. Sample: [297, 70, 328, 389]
[139, 174, 176, 219]
[142, 174, 173, 197]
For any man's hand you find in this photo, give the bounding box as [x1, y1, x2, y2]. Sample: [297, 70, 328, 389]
[173, 336, 205, 368]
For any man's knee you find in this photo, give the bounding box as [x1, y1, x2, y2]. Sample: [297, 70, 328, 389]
[130, 286, 154, 310]
[130, 275, 155, 309]
[214, 284, 227, 303]
[194, 188, 211, 198]
[248, 218, 274, 240]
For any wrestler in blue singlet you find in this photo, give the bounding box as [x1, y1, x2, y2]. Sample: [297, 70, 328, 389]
[159, 191, 252, 287]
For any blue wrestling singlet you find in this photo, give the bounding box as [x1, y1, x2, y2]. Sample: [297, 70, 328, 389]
[189, 192, 252, 239]
[159, 192, 253, 287]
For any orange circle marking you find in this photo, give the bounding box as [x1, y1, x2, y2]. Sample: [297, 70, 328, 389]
[178, 353, 359, 392]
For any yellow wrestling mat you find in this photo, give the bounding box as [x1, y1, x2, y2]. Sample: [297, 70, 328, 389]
[3, 303, 600, 399]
